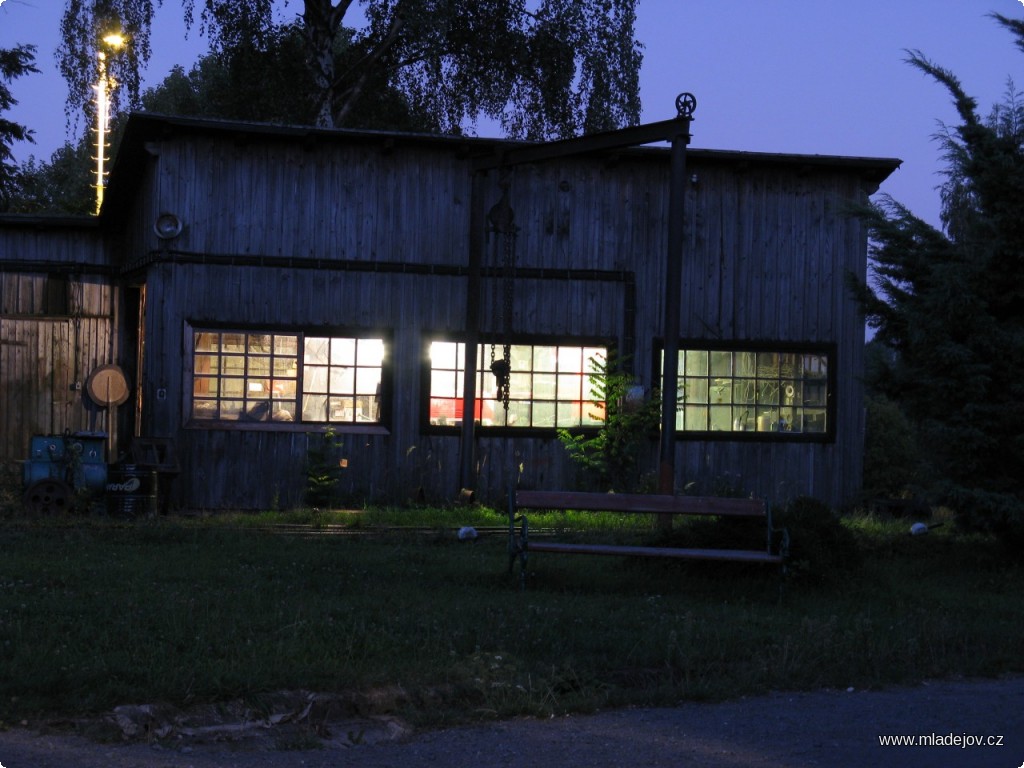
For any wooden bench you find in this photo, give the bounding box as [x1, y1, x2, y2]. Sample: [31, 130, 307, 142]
[507, 489, 789, 588]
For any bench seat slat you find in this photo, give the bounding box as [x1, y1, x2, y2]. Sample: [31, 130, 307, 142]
[528, 541, 784, 563]
[515, 490, 764, 517]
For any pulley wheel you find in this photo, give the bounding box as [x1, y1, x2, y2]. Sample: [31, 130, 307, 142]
[23, 478, 74, 515]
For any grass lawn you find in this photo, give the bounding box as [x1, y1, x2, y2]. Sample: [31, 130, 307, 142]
[1, 507, 1022, 728]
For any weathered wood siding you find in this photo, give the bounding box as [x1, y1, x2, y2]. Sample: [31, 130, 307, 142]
[0, 220, 118, 464]
[108, 121, 891, 511]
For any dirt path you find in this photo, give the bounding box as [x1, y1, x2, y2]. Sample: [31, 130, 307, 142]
[1, 676, 1021, 768]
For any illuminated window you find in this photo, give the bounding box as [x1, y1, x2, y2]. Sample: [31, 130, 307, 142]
[427, 341, 608, 430]
[300, 336, 384, 423]
[664, 346, 832, 437]
[191, 330, 384, 425]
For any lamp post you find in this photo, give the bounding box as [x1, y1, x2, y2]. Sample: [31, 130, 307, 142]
[93, 33, 125, 215]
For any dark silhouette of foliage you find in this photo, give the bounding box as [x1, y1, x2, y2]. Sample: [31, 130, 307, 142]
[557, 354, 659, 492]
[58, 0, 642, 137]
[0, 44, 39, 211]
[140, 23, 437, 131]
[850, 14, 1024, 546]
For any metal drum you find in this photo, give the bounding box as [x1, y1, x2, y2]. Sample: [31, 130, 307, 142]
[105, 465, 159, 518]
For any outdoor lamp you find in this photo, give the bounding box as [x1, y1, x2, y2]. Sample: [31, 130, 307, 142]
[94, 33, 126, 215]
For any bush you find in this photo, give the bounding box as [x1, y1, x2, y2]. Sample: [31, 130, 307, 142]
[557, 353, 659, 492]
[862, 395, 927, 499]
[776, 496, 861, 584]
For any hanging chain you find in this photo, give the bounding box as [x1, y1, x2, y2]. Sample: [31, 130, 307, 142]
[497, 224, 515, 415]
[487, 177, 516, 420]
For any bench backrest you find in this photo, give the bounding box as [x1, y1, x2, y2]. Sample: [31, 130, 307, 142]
[515, 490, 766, 518]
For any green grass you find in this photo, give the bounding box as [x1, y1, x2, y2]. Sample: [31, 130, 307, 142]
[1, 509, 1022, 728]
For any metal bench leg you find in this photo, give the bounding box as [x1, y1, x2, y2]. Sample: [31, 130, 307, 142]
[507, 488, 530, 589]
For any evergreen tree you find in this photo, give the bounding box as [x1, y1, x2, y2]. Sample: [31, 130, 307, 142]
[0, 44, 39, 211]
[851, 14, 1024, 543]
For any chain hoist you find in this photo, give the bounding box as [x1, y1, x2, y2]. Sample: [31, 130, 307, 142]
[487, 176, 516, 418]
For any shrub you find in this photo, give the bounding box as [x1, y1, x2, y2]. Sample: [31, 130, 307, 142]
[862, 395, 927, 499]
[776, 496, 862, 584]
[305, 429, 343, 507]
[557, 353, 659, 492]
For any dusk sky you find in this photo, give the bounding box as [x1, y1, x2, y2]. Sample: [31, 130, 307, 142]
[2, 0, 1021, 230]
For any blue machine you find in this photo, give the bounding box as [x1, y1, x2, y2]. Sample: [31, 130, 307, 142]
[23, 432, 108, 513]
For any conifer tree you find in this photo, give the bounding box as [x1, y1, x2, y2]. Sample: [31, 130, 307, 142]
[851, 14, 1024, 543]
[0, 44, 39, 211]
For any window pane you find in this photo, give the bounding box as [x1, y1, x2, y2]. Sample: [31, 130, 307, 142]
[757, 380, 779, 406]
[710, 351, 732, 377]
[685, 350, 707, 376]
[581, 401, 605, 426]
[274, 335, 298, 356]
[557, 373, 583, 400]
[583, 347, 605, 373]
[193, 400, 218, 419]
[247, 334, 272, 353]
[222, 333, 245, 352]
[558, 347, 584, 373]
[355, 367, 381, 396]
[683, 377, 708, 405]
[556, 402, 580, 427]
[195, 332, 220, 352]
[329, 396, 356, 422]
[329, 366, 354, 394]
[273, 357, 296, 377]
[302, 394, 328, 421]
[710, 405, 731, 431]
[507, 401, 531, 427]
[757, 351, 780, 377]
[430, 397, 460, 425]
[248, 355, 271, 376]
[195, 354, 219, 376]
[304, 337, 330, 365]
[272, 380, 296, 399]
[222, 378, 245, 397]
[194, 377, 218, 397]
[734, 351, 756, 377]
[532, 401, 556, 427]
[431, 370, 456, 398]
[305, 365, 328, 393]
[734, 379, 756, 405]
[533, 346, 557, 372]
[510, 345, 532, 371]
[360, 338, 385, 367]
[802, 408, 827, 432]
[221, 399, 244, 419]
[222, 355, 245, 375]
[509, 372, 531, 397]
[684, 404, 707, 430]
[332, 338, 356, 366]
[430, 341, 459, 369]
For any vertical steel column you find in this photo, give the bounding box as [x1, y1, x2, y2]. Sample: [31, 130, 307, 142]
[459, 170, 487, 492]
[659, 94, 696, 496]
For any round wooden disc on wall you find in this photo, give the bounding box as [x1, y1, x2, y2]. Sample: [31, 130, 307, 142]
[86, 364, 130, 406]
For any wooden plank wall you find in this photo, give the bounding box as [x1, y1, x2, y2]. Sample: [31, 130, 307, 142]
[0, 276, 117, 463]
[0, 222, 117, 469]
[130, 134, 876, 510]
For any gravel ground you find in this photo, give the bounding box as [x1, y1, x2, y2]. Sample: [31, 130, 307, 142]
[0, 676, 1021, 768]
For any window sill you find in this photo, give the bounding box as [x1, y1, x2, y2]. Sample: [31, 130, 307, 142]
[185, 420, 391, 436]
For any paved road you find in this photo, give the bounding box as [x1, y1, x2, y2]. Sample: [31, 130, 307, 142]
[0, 676, 1021, 767]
